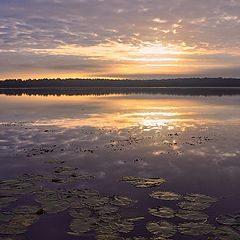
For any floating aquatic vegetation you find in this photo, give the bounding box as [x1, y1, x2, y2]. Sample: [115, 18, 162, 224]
[146, 221, 177, 238]
[177, 201, 211, 211]
[69, 217, 97, 236]
[46, 159, 65, 164]
[95, 219, 134, 235]
[178, 222, 215, 236]
[148, 207, 175, 219]
[127, 216, 145, 222]
[0, 212, 14, 222]
[96, 205, 119, 215]
[69, 209, 91, 218]
[122, 176, 166, 188]
[99, 213, 122, 223]
[111, 196, 137, 206]
[213, 226, 240, 240]
[82, 196, 110, 209]
[149, 191, 182, 201]
[176, 209, 208, 221]
[0, 204, 41, 235]
[10, 214, 39, 227]
[12, 205, 43, 215]
[96, 234, 123, 240]
[216, 214, 240, 226]
[0, 196, 17, 209]
[184, 193, 217, 204]
[35, 189, 70, 213]
[0, 179, 37, 196]
[0, 223, 27, 235]
[110, 220, 134, 233]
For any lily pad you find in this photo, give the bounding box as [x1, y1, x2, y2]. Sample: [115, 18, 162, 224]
[111, 220, 134, 233]
[96, 205, 119, 215]
[184, 193, 217, 203]
[96, 234, 123, 240]
[69, 209, 91, 218]
[176, 209, 208, 221]
[216, 214, 240, 226]
[148, 207, 175, 219]
[178, 222, 215, 236]
[0, 179, 37, 195]
[82, 196, 110, 208]
[0, 223, 26, 235]
[42, 201, 69, 214]
[122, 176, 166, 188]
[213, 226, 240, 240]
[11, 214, 39, 227]
[177, 201, 211, 211]
[12, 205, 42, 215]
[146, 221, 177, 238]
[69, 217, 97, 236]
[111, 196, 137, 206]
[0, 196, 17, 208]
[149, 191, 182, 201]
[0, 212, 14, 222]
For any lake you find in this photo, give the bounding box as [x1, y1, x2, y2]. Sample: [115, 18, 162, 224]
[0, 91, 240, 240]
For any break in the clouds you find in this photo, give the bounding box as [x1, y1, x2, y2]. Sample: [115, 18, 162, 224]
[0, 0, 240, 79]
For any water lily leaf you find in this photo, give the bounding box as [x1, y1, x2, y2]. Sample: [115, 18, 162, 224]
[111, 220, 134, 233]
[82, 196, 110, 208]
[0, 196, 17, 205]
[213, 226, 240, 240]
[69, 217, 97, 236]
[69, 209, 91, 218]
[47, 159, 65, 164]
[96, 205, 119, 215]
[216, 214, 240, 226]
[73, 189, 100, 198]
[184, 193, 217, 203]
[96, 234, 123, 240]
[122, 176, 166, 188]
[178, 222, 215, 236]
[149, 191, 181, 201]
[127, 216, 145, 222]
[0, 179, 36, 195]
[148, 207, 175, 219]
[42, 201, 69, 214]
[0, 223, 26, 235]
[99, 213, 121, 223]
[111, 196, 137, 206]
[146, 221, 177, 238]
[12, 205, 42, 215]
[176, 209, 208, 221]
[11, 214, 39, 227]
[177, 201, 211, 211]
[0, 212, 14, 222]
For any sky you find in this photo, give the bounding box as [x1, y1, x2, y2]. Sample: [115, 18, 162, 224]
[0, 0, 240, 79]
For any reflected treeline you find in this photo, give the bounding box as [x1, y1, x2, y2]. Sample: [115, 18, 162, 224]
[1, 87, 240, 96]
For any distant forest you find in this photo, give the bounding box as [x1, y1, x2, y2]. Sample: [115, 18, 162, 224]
[0, 78, 240, 88]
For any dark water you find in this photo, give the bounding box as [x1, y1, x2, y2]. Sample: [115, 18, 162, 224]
[0, 93, 240, 240]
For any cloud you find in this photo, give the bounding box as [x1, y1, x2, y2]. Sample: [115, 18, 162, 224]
[0, 0, 239, 78]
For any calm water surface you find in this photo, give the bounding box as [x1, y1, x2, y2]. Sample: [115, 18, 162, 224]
[0, 93, 240, 240]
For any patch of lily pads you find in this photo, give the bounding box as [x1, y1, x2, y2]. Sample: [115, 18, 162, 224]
[122, 176, 166, 188]
[148, 207, 175, 219]
[178, 222, 215, 236]
[213, 226, 240, 240]
[0, 204, 42, 235]
[0, 170, 236, 240]
[146, 221, 177, 238]
[149, 191, 182, 201]
[176, 209, 208, 221]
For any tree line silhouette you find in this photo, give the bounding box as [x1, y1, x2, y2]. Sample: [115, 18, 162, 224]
[0, 78, 240, 88]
